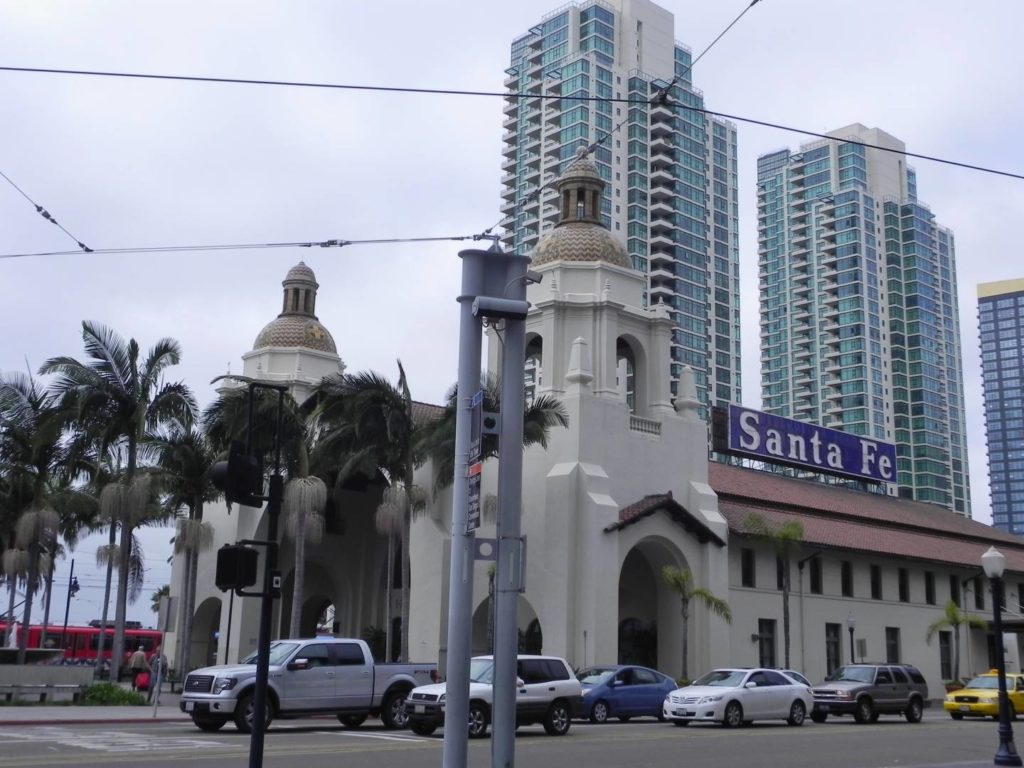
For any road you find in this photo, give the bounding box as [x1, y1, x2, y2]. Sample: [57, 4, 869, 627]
[0, 709, 1010, 768]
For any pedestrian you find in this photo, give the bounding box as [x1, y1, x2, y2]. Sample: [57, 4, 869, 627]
[148, 645, 168, 703]
[128, 644, 149, 690]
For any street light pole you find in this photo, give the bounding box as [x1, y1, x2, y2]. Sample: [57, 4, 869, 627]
[846, 613, 856, 664]
[982, 546, 1022, 767]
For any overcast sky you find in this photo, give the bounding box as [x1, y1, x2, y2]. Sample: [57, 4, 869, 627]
[2, 0, 1022, 626]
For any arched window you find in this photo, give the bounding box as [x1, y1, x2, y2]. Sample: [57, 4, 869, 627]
[617, 339, 636, 413]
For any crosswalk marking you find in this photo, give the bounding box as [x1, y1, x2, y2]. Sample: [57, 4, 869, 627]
[1, 726, 229, 753]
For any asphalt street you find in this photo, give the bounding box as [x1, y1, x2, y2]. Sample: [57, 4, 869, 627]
[0, 707, 1012, 768]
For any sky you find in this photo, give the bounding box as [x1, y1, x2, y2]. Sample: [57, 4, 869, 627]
[2, 0, 1023, 627]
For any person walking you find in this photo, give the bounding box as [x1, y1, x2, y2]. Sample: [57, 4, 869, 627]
[147, 645, 168, 704]
[128, 645, 149, 690]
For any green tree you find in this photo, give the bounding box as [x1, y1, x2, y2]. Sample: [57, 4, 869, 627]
[742, 513, 804, 669]
[41, 321, 194, 681]
[926, 600, 988, 683]
[151, 584, 169, 614]
[153, 426, 216, 676]
[661, 565, 731, 680]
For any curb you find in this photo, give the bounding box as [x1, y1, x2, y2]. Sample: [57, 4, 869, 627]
[0, 717, 190, 726]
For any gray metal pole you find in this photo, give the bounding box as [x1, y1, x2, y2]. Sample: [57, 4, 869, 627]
[491, 253, 530, 768]
[441, 246, 486, 768]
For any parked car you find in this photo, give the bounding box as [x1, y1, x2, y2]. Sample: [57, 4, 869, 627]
[179, 637, 436, 733]
[810, 663, 929, 724]
[404, 654, 583, 738]
[576, 664, 676, 723]
[662, 668, 813, 727]
[779, 669, 811, 687]
[944, 671, 1024, 720]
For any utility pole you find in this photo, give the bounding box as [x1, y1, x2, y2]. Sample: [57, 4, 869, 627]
[60, 559, 78, 649]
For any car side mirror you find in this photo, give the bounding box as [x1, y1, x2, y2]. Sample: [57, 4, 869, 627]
[287, 658, 310, 671]
[745, 681, 758, 689]
[516, 677, 525, 688]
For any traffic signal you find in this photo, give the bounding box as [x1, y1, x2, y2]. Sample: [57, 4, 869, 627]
[215, 544, 259, 592]
[210, 441, 264, 508]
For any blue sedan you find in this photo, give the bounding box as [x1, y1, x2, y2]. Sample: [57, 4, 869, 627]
[577, 665, 678, 723]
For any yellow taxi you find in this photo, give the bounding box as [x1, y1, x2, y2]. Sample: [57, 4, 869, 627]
[944, 671, 1024, 720]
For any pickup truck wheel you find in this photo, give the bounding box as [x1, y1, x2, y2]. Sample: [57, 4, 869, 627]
[543, 700, 571, 736]
[853, 697, 874, 724]
[192, 713, 227, 732]
[381, 690, 410, 729]
[337, 713, 367, 729]
[234, 692, 273, 734]
[410, 720, 436, 736]
[468, 702, 489, 738]
[905, 697, 923, 723]
[810, 712, 828, 723]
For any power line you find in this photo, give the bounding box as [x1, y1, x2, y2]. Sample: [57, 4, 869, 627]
[0, 168, 93, 252]
[1, 65, 1020, 181]
[0, 233, 487, 261]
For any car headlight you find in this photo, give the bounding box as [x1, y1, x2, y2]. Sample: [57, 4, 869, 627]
[981, 696, 998, 703]
[439, 693, 446, 703]
[582, 688, 594, 696]
[945, 695, 955, 702]
[698, 695, 723, 704]
[834, 691, 852, 699]
[213, 678, 238, 694]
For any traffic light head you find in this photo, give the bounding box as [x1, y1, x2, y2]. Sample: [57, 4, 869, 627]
[215, 544, 259, 593]
[210, 441, 264, 508]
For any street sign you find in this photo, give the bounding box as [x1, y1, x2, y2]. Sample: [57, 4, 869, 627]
[469, 389, 484, 463]
[466, 461, 482, 532]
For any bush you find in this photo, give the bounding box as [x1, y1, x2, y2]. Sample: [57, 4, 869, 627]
[675, 678, 692, 687]
[79, 683, 147, 706]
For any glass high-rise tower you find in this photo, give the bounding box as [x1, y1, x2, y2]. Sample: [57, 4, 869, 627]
[500, 0, 741, 407]
[978, 279, 1024, 533]
[757, 124, 971, 515]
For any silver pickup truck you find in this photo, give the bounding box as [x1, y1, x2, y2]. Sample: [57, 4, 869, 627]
[179, 637, 437, 733]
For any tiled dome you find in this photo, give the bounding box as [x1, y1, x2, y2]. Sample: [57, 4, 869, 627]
[284, 262, 316, 283]
[253, 316, 337, 353]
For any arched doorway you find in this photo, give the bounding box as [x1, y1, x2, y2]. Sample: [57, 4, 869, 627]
[192, 597, 222, 668]
[618, 537, 688, 675]
[470, 595, 541, 656]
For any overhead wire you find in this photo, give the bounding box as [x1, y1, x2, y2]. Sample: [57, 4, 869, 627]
[0, 168, 93, 252]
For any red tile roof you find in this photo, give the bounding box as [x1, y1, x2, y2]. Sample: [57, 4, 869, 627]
[607, 491, 726, 546]
[708, 462, 1024, 571]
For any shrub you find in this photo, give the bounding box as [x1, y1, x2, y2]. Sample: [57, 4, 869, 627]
[80, 683, 147, 706]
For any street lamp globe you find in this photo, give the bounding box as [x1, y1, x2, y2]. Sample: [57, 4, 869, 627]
[984, 546, 1007, 580]
[846, 613, 856, 632]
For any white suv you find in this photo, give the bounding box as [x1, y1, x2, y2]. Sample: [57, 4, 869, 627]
[405, 655, 583, 737]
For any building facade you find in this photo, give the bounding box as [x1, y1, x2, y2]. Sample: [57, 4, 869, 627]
[757, 124, 971, 515]
[500, 0, 741, 409]
[979, 278, 1024, 534]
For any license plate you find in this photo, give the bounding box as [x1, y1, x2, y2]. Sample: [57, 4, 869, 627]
[960, 705, 971, 712]
[185, 702, 194, 712]
[414, 704, 425, 714]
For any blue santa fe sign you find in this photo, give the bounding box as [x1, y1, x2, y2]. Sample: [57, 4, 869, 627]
[724, 404, 897, 484]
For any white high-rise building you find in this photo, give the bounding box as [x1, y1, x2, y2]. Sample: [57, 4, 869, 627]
[500, 0, 741, 408]
[757, 124, 971, 515]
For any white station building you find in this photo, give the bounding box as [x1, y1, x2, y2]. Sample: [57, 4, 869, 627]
[168, 155, 1024, 689]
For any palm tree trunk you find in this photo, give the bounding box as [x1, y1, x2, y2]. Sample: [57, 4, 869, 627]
[110, 518, 132, 683]
[953, 624, 961, 683]
[94, 523, 116, 680]
[400, 488, 411, 662]
[289, 514, 306, 638]
[175, 545, 194, 675]
[40, 554, 55, 645]
[680, 600, 690, 680]
[384, 531, 394, 662]
[183, 544, 199, 670]
[4, 576, 16, 646]
[16, 549, 39, 664]
[782, 558, 791, 669]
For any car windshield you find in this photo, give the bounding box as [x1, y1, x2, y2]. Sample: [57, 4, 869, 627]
[240, 641, 300, 666]
[692, 670, 746, 688]
[964, 676, 1000, 690]
[827, 666, 875, 683]
[469, 659, 495, 684]
[578, 668, 616, 685]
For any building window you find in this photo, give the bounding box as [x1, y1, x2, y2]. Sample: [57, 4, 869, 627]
[871, 565, 882, 600]
[758, 619, 777, 668]
[939, 630, 952, 680]
[898, 568, 909, 603]
[925, 572, 936, 605]
[950, 575, 961, 607]
[809, 558, 823, 595]
[825, 622, 841, 677]
[841, 561, 853, 597]
[741, 548, 755, 588]
[974, 576, 985, 610]
[885, 627, 901, 663]
[776, 556, 785, 591]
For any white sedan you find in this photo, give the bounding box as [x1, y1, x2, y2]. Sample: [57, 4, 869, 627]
[662, 668, 814, 727]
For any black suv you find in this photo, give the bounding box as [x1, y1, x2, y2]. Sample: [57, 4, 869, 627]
[811, 663, 929, 724]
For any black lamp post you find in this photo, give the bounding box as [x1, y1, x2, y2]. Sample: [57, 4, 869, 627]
[846, 613, 856, 664]
[982, 546, 1022, 767]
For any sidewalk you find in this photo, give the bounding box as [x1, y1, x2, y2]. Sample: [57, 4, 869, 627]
[0, 691, 191, 726]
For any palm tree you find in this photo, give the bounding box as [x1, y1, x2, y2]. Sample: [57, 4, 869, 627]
[151, 584, 170, 615]
[661, 565, 731, 680]
[153, 426, 217, 676]
[926, 600, 987, 684]
[742, 513, 804, 669]
[41, 321, 195, 681]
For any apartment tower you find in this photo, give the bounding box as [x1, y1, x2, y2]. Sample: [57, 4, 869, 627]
[500, 0, 741, 408]
[978, 279, 1024, 533]
[757, 124, 971, 515]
